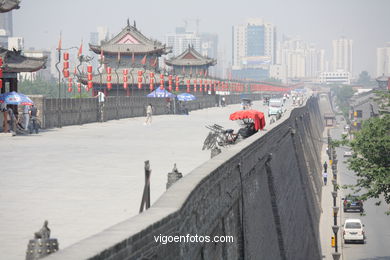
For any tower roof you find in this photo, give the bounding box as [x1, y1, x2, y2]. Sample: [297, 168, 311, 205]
[89, 21, 171, 55]
[165, 45, 216, 67]
[0, 48, 47, 73]
[0, 0, 20, 13]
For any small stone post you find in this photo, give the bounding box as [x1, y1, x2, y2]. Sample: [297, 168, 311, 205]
[26, 220, 59, 260]
[166, 163, 183, 189]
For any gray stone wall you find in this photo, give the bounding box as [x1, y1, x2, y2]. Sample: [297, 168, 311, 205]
[46, 97, 324, 260]
[34, 94, 256, 129]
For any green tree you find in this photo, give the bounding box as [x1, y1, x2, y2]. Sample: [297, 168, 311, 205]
[345, 115, 390, 213]
[19, 78, 59, 98]
[332, 85, 355, 119]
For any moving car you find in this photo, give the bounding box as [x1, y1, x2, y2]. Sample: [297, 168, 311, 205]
[268, 98, 283, 117]
[343, 218, 365, 244]
[343, 195, 364, 212]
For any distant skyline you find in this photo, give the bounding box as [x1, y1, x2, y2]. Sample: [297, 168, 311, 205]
[13, 0, 390, 77]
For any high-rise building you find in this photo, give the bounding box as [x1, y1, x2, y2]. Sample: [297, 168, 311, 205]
[0, 11, 12, 36]
[165, 27, 220, 76]
[8, 36, 23, 50]
[376, 42, 390, 77]
[232, 18, 276, 81]
[97, 26, 109, 44]
[166, 27, 201, 57]
[332, 37, 353, 74]
[273, 37, 324, 82]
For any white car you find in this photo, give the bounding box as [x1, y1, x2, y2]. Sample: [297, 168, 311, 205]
[344, 151, 353, 157]
[343, 218, 365, 244]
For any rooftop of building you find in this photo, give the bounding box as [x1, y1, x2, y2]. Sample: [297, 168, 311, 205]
[0, 0, 20, 13]
[165, 45, 216, 67]
[89, 20, 171, 55]
[0, 47, 47, 73]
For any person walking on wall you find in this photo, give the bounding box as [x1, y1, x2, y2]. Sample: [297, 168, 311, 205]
[23, 105, 30, 130]
[323, 161, 328, 173]
[144, 103, 153, 125]
[95, 91, 105, 122]
[29, 104, 39, 134]
[323, 171, 328, 185]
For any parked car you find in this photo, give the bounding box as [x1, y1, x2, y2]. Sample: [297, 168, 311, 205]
[343, 195, 364, 212]
[343, 218, 365, 244]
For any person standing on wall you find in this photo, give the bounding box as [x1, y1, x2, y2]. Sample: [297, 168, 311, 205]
[323, 171, 328, 185]
[323, 161, 328, 173]
[144, 103, 153, 125]
[23, 105, 30, 130]
[95, 91, 105, 122]
[29, 104, 39, 134]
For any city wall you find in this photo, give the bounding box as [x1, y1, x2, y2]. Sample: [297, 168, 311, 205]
[30, 94, 257, 129]
[47, 96, 324, 260]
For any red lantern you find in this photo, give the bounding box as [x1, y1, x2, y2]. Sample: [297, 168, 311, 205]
[87, 65, 92, 73]
[63, 52, 69, 61]
[0, 69, 3, 78]
[175, 76, 179, 91]
[149, 72, 155, 91]
[63, 61, 69, 69]
[67, 87, 72, 92]
[193, 79, 197, 92]
[0, 57, 3, 66]
[77, 83, 81, 93]
[168, 75, 173, 92]
[0, 78, 3, 88]
[107, 82, 112, 90]
[159, 74, 164, 89]
[88, 74, 93, 81]
[63, 69, 69, 78]
[123, 82, 128, 89]
[186, 79, 190, 93]
[123, 69, 128, 75]
[106, 67, 112, 74]
[88, 81, 93, 89]
[106, 75, 112, 82]
[199, 80, 203, 92]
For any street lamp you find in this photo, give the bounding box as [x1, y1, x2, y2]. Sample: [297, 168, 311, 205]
[332, 252, 341, 260]
[331, 191, 337, 207]
[332, 224, 339, 253]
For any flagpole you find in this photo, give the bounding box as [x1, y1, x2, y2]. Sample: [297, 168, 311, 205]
[55, 32, 62, 128]
[115, 52, 120, 120]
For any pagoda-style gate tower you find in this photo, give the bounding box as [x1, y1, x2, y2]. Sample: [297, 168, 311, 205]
[86, 20, 171, 96]
[0, 48, 46, 95]
[165, 45, 216, 77]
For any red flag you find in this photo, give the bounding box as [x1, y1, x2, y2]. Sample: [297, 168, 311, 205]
[141, 55, 147, 65]
[151, 57, 158, 67]
[56, 32, 62, 51]
[131, 52, 135, 65]
[77, 40, 83, 57]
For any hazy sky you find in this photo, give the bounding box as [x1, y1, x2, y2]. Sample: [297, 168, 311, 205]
[14, 0, 390, 77]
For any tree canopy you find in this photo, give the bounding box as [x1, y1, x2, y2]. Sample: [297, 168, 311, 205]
[345, 115, 390, 213]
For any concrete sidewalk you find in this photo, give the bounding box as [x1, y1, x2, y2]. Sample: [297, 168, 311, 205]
[319, 127, 343, 260]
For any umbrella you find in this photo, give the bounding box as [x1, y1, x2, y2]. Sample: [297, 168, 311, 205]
[177, 93, 196, 101]
[0, 91, 34, 106]
[147, 88, 176, 98]
[229, 109, 266, 130]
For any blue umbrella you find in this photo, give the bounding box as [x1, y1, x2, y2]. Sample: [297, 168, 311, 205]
[0, 91, 33, 105]
[147, 88, 176, 98]
[177, 93, 196, 101]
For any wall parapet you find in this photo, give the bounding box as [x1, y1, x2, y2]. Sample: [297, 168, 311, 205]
[46, 97, 324, 260]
